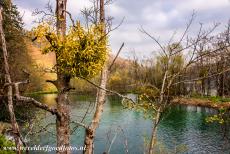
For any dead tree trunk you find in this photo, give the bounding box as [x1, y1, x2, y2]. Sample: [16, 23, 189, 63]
[84, 0, 108, 153]
[0, 5, 22, 154]
[55, 1, 71, 154]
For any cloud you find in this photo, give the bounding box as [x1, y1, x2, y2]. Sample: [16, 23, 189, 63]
[177, 0, 230, 12]
[17, 7, 36, 29]
[109, 3, 126, 17]
[14, 0, 48, 9]
[13, 0, 230, 59]
[67, 0, 92, 17]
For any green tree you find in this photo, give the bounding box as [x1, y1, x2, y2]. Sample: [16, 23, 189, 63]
[0, 0, 39, 123]
[0, 0, 32, 85]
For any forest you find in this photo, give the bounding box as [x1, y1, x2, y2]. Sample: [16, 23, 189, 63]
[0, 0, 229, 154]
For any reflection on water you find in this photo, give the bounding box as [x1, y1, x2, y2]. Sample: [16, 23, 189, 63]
[29, 94, 230, 154]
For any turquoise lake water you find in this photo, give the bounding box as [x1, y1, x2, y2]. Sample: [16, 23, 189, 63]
[28, 94, 230, 154]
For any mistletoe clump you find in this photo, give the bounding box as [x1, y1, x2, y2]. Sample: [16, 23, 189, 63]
[32, 22, 108, 78]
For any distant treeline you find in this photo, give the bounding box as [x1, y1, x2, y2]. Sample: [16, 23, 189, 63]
[1, 2, 230, 97]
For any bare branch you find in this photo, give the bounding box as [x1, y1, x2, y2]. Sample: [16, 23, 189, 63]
[46, 80, 58, 87]
[79, 77, 136, 104]
[71, 101, 93, 134]
[64, 10, 75, 27]
[15, 95, 60, 116]
[71, 121, 89, 129]
[140, 26, 167, 56]
[108, 42, 125, 71]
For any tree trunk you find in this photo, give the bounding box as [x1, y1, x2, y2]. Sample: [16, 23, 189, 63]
[207, 77, 211, 96]
[0, 6, 22, 154]
[99, 0, 105, 23]
[149, 71, 167, 154]
[149, 108, 161, 154]
[178, 76, 181, 95]
[201, 79, 205, 96]
[217, 56, 225, 97]
[55, 1, 71, 154]
[56, 76, 71, 154]
[84, 66, 108, 154]
[84, 0, 108, 153]
[56, 0, 67, 37]
[218, 74, 224, 97]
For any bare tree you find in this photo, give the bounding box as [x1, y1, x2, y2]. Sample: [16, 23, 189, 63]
[134, 15, 230, 154]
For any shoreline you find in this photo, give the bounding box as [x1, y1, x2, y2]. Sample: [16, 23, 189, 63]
[172, 98, 230, 110]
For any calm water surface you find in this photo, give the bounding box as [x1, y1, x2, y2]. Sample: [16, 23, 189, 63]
[28, 94, 230, 154]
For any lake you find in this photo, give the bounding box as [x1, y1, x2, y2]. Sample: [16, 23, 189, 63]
[27, 94, 230, 154]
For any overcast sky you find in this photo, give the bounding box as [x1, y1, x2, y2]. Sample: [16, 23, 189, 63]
[14, 0, 230, 59]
